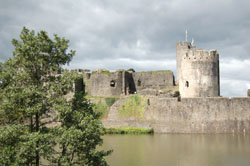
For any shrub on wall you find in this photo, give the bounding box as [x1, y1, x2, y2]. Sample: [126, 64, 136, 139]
[93, 100, 109, 119]
[105, 97, 117, 107]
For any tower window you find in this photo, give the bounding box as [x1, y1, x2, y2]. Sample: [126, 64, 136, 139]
[185, 81, 189, 88]
[86, 73, 91, 79]
[137, 80, 141, 86]
[110, 80, 116, 87]
[147, 99, 150, 105]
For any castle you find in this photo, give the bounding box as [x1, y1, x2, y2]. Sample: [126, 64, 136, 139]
[73, 40, 250, 133]
[75, 40, 220, 99]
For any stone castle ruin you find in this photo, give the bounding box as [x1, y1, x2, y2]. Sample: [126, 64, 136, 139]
[76, 69, 177, 97]
[72, 40, 250, 133]
[75, 40, 220, 98]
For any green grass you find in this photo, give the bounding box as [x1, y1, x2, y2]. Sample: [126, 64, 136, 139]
[85, 95, 102, 99]
[85, 95, 120, 100]
[93, 100, 109, 119]
[90, 96, 119, 119]
[104, 127, 154, 134]
[118, 95, 146, 119]
[105, 97, 117, 107]
[137, 70, 171, 74]
[91, 70, 111, 76]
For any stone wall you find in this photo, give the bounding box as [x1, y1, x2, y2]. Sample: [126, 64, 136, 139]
[84, 70, 124, 96]
[82, 69, 177, 97]
[103, 96, 250, 133]
[132, 71, 176, 96]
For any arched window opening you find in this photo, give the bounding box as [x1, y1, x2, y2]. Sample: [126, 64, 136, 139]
[110, 80, 116, 87]
[137, 80, 141, 86]
[86, 73, 91, 79]
[147, 99, 150, 105]
[185, 81, 189, 88]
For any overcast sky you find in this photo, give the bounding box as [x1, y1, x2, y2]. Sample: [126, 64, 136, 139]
[0, 0, 250, 97]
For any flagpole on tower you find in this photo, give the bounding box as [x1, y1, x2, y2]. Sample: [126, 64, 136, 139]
[185, 29, 188, 42]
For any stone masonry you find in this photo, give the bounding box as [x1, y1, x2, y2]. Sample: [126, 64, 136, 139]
[73, 40, 250, 133]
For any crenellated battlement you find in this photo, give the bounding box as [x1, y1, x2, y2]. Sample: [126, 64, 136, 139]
[182, 49, 219, 62]
[176, 41, 191, 46]
[176, 41, 195, 50]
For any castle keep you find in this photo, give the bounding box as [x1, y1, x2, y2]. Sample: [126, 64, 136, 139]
[74, 40, 250, 133]
[176, 41, 220, 97]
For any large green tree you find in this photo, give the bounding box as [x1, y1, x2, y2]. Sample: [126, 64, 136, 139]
[0, 27, 111, 166]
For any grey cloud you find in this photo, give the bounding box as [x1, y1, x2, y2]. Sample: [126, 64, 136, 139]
[1, 0, 250, 96]
[220, 59, 250, 96]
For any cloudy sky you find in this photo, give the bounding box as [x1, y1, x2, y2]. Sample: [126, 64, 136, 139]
[1, 0, 250, 96]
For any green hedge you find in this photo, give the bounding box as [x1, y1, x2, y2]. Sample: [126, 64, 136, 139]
[104, 127, 153, 134]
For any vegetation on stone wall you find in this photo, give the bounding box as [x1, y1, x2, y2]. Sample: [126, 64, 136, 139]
[93, 100, 110, 119]
[137, 70, 171, 73]
[105, 97, 117, 107]
[152, 70, 171, 77]
[118, 95, 146, 119]
[104, 127, 154, 134]
[91, 96, 118, 119]
[91, 69, 111, 76]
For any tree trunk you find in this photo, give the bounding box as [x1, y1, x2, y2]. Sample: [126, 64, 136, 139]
[30, 116, 33, 132]
[35, 113, 39, 166]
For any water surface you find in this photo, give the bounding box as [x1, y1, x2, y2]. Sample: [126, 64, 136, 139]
[102, 134, 250, 166]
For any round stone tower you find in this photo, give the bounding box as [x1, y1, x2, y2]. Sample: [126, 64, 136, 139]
[176, 41, 220, 97]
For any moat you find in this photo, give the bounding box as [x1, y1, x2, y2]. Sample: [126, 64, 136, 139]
[102, 134, 250, 166]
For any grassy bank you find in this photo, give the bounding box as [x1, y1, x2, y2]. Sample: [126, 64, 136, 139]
[104, 127, 154, 134]
[118, 95, 146, 119]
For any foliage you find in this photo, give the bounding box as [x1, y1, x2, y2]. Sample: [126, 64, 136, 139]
[0, 27, 111, 166]
[104, 97, 117, 107]
[104, 127, 154, 134]
[118, 95, 146, 119]
[136, 70, 171, 74]
[93, 100, 109, 119]
[89, 96, 118, 119]
[91, 70, 110, 76]
[52, 92, 112, 165]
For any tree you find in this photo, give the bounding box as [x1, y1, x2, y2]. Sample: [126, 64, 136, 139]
[0, 27, 111, 165]
[53, 92, 112, 166]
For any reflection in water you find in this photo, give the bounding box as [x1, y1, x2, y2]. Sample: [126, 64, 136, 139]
[102, 134, 250, 166]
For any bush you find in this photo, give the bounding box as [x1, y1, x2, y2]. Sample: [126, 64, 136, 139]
[104, 127, 154, 134]
[105, 97, 117, 107]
